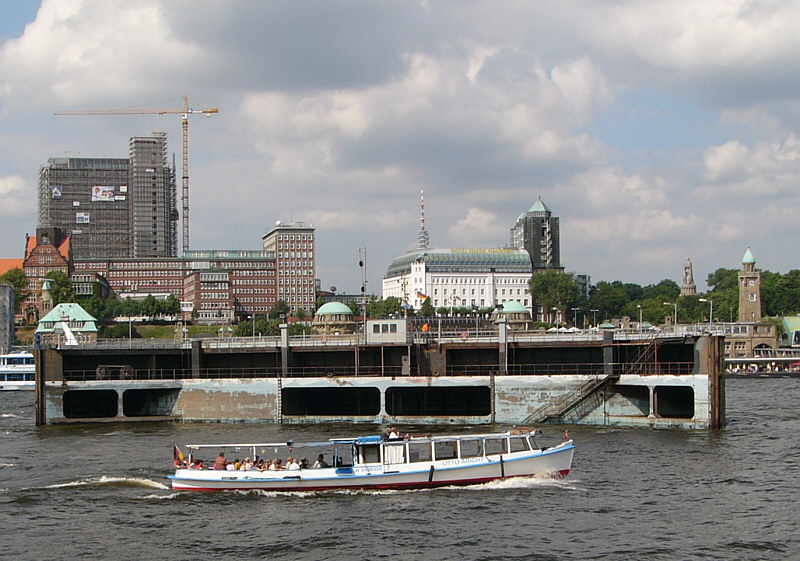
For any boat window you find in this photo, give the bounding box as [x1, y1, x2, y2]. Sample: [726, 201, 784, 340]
[484, 438, 507, 456]
[360, 445, 381, 465]
[433, 440, 457, 460]
[509, 436, 530, 452]
[384, 442, 406, 464]
[459, 439, 482, 458]
[408, 441, 432, 462]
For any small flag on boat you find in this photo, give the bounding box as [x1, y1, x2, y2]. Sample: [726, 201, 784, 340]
[564, 430, 569, 440]
[173, 443, 184, 462]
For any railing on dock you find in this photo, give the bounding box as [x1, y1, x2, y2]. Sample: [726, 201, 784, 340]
[61, 361, 694, 382]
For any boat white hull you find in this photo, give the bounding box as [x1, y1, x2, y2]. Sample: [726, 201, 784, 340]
[170, 440, 574, 492]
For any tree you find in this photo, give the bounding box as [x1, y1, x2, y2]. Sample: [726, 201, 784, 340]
[269, 300, 291, 320]
[642, 279, 681, 303]
[420, 297, 435, 317]
[0, 268, 28, 313]
[141, 295, 159, 318]
[366, 296, 402, 318]
[588, 281, 629, 320]
[43, 270, 73, 305]
[706, 268, 739, 292]
[529, 270, 580, 323]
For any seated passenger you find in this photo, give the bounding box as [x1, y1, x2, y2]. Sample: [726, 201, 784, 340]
[270, 458, 283, 470]
[313, 454, 329, 468]
[214, 452, 227, 470]
[286, 457, 300, 470]
[299, 458, 309, 469]
[241, 457, 254, 471]
[226, 461, 235, 471]
[234, 458, 242, 470]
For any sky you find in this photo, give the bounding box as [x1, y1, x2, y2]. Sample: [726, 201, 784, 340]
[2, 1, 799, 295]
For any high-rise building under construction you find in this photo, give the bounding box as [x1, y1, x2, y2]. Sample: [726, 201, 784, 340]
[37, 132, 178, 259]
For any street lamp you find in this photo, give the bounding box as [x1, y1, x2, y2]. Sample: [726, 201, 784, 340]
[571, 307, 580, 327]
[637, 304, 642, 334]
[699, 298, 713, 326]
[590, 309, 598, 327]
[663, 301, 677, 325]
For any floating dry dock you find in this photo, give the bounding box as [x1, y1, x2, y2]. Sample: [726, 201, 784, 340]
[35, 320, 724, 429]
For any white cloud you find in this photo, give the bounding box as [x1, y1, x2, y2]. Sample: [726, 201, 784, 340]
[2, 0, 800, 292]
[0, 175, 34, 215]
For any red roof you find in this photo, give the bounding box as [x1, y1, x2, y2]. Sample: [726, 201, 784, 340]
[0, 258, 24, 277]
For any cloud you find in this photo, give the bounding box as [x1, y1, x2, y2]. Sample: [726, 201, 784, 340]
[0, 175, 34, 215]
[2, 0, 800, 293]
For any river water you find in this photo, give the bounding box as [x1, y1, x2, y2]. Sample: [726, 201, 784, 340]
[1, 377, 798, 561]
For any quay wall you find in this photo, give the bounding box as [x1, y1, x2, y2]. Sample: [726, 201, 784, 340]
[35, 332, 724, 429]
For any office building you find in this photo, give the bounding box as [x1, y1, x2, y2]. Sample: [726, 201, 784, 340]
[37, 132, 178, 260]
[262, 221, 316, 315]
[509, 196, 561, 271]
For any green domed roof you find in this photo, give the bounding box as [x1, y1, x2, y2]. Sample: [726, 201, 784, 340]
[742, 246, 756, 264]
[496, 301, 529, 314]
[316, 302, 354, 316]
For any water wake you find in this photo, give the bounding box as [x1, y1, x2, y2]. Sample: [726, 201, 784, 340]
[45, 475, 170, 490]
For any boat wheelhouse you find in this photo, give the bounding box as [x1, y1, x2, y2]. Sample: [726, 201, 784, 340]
[169, 429, 574, 492]
[0, 351, 35, 391]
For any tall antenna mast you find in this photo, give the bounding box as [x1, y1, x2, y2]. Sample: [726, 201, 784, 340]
[417, 187, 429, 249]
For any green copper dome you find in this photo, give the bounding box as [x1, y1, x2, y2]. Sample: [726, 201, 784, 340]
[316, 302, 354, 316]
[496, 301, 529, 314]
[742, 246, 755, 264]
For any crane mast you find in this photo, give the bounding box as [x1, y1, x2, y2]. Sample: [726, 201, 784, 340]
[55, 96, 218, 253]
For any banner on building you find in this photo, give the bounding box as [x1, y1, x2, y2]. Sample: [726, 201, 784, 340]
[91, 185, 115, 202]
[49, 185, 62, 198]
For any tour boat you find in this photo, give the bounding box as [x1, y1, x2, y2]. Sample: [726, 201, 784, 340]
[169, 429, 574, 492]
[0, 351, 35, 391]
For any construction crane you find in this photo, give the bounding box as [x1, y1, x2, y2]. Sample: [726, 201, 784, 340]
[55, 96, 218, 253]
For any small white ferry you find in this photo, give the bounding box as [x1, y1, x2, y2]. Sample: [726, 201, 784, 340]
[0, 351, 35, 391]
[169, 429, 574, 492]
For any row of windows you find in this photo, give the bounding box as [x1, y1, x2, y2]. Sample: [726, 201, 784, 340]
[431, 298, 531, 308]
[232, 288, 275, 295]
[276, 234, 313, 241]
[432, 277, 529, 284]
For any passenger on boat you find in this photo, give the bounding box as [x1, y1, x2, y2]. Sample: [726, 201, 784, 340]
[313, 454, 329, 468]
[226, 461, 235, 471]
[241, 457, 254, 471]
[270, 458, 283, 470]
[189, 459, 205, 469]
[174, 458, 188, 468]
[234, 458, 242, 470]
[286, 457, 300, 470]
[299, 458, 309, 469]
[214, 452, 227, 470]
[389, 427, 401, 439]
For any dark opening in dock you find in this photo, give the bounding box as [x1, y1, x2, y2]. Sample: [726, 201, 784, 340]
[282, 387, 381, 416]
[655, 386, 694, 418]
[63, 390, 118, 418]
[122, 388, 180, 417]
[385, 386, 491, 416]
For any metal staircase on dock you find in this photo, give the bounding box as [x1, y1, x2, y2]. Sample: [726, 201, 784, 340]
[522, 371, 617, 424]
[523, 333, 660, 424]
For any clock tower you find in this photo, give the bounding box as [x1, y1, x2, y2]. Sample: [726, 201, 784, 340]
[738, 247, 761, 322]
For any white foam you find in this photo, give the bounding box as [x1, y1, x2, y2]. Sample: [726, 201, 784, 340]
[45, 476, 169, 490]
